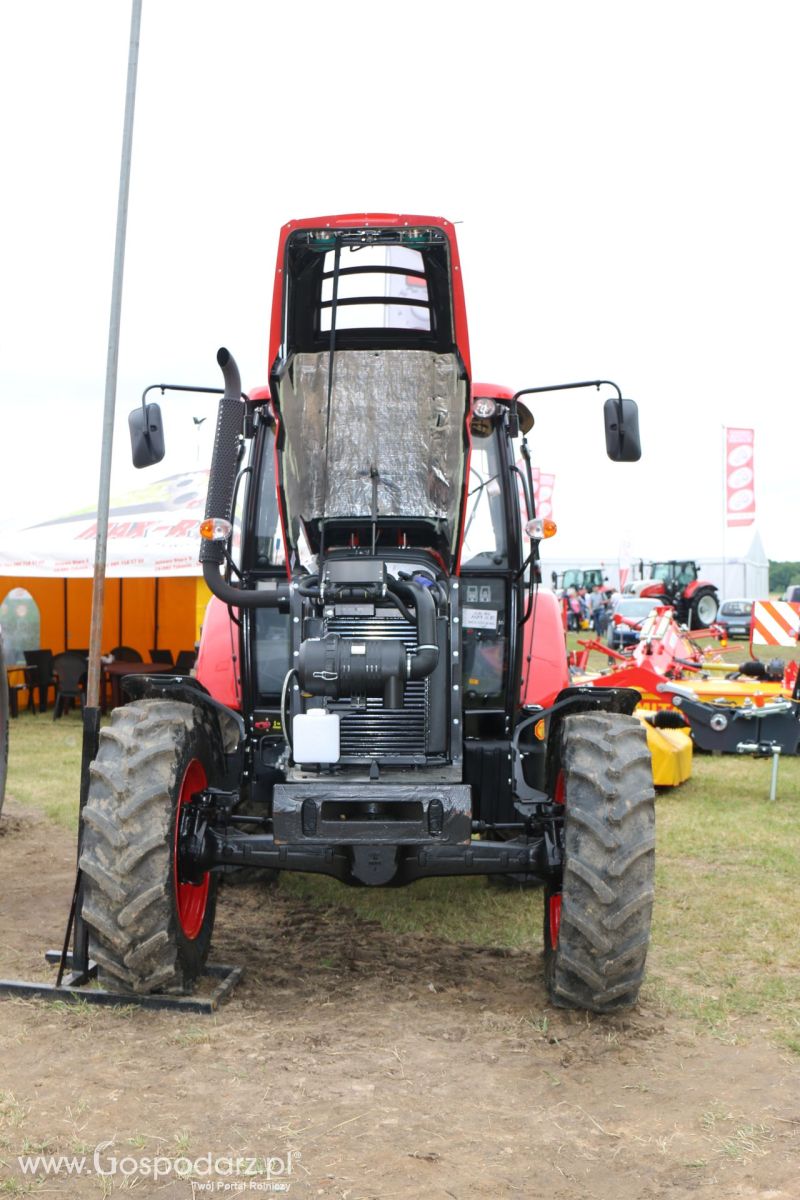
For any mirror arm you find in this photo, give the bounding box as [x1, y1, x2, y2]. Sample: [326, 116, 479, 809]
[138, 381, 249, 449]
[512, 379, 623, 404]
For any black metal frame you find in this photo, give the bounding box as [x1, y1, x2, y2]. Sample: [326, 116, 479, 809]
[0, 953, 242, 1013]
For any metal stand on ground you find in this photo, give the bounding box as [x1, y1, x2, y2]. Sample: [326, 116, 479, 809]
[736, 740, 783, 801]
[0, 955, 243, 1014]
[769, 745, 782, 802]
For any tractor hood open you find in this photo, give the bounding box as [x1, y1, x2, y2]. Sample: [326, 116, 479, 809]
[277, 348, 467, 551]
[268, 217, 472, 564]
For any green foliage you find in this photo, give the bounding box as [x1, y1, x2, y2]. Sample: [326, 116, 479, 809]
[769, 560, 800, 592]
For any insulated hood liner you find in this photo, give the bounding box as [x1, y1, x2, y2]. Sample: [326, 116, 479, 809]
[279, 350, 466, 538]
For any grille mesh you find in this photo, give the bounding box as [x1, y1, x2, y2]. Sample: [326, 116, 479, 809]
[324, 608, 427, 759]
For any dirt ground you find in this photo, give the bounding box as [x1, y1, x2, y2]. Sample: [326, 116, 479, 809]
[1, 799, 798, 1199]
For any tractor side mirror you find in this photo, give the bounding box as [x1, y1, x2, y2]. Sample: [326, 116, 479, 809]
[603, 397, 641, 462]
[129, 402, 166, 468]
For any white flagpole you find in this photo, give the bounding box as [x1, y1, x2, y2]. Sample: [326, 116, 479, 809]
[86, 0, 143, 710]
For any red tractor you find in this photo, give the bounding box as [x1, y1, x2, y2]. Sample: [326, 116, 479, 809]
[81, 214, 654, 1013]
[624, 560, 719, 629]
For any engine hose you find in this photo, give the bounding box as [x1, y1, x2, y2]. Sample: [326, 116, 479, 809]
[388, 578, 439, 678]
[280, 667, 299, 754]
[296, 577, 320, 598]
[384, 589, 416, 625]
[203, 562, 291, 609]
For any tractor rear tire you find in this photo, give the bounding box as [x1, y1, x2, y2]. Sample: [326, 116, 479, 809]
[79, 699, 222, 994]
[544, 712, 655, 1013]
[689, 588, 719, 629]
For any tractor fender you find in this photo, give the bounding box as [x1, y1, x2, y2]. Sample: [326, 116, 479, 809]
[195, 596, 241, 711]
[121, 673, 245, 761]
[519, 588, 571, 708]
[683, 578, 717, 599]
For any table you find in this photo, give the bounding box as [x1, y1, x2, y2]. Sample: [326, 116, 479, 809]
[102, 661, 178, 711]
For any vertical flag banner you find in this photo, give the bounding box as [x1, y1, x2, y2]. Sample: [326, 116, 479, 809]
[725, 427, 756, 527]
[538, 473, 555, 521]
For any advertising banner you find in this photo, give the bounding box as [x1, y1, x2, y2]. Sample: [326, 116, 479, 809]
[725, 427, 755, 527]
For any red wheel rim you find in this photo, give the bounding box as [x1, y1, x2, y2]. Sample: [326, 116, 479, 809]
[174, 758, 210, 940]
[548, 893, 562, 950]
[554, 769, 566, 805]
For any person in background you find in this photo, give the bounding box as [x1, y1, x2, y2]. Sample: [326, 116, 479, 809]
[591, 584, 610, 637]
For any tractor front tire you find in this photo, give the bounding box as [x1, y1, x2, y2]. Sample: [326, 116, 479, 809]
[79, 699, 221, 994]
[544, 712, 655, 1013]
[689, 588, 719, 629]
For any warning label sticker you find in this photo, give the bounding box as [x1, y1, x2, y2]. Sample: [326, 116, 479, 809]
[462, 607, 498, 631]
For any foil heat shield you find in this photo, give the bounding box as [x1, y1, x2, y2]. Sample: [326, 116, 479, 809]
[278, 350, 466, 541]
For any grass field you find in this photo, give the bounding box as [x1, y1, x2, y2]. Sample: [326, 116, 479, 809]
[4, 690, 800, 1052]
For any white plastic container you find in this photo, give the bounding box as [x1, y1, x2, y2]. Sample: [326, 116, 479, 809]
[292, 709, 341, 764]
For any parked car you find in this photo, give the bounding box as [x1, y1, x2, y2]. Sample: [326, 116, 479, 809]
[607, 597, 659, 651]
[717, 598, 754, 639]
[783, 584, 800, 604]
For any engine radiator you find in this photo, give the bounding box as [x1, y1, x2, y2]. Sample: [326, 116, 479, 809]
[323, 608, 428, 762]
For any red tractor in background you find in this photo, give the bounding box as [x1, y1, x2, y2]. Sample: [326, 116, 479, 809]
[82, 214, 654, 1014]
[624, 559, 719, 629]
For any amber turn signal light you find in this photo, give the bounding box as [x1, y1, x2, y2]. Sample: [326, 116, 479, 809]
[200, 517, 233, 541]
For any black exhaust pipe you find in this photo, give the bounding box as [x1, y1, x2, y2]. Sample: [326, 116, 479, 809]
[201, 348, 293, 609]
[200, 348, 245, 569]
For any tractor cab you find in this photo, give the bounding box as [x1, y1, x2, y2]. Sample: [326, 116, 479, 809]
[651, 560, 699, 591]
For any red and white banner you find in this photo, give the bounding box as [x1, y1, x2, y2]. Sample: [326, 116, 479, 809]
[725, 427, 756, 527]
[0, 470, 219, 579]
[751, 601, 800, 647]
[537, 472, 555, 521]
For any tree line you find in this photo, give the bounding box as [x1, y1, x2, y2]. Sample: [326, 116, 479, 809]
[769, 561, 800, 592]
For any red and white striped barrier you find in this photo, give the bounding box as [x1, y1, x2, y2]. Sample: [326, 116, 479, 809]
[751, 601, 800, 647]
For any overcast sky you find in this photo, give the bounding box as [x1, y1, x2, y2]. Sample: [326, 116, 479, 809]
[1, 1, 798, 570]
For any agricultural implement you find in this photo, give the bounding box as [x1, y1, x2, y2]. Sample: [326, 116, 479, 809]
[5, 215, 656, 1015]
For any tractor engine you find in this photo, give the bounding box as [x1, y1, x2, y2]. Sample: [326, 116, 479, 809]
[286, 557, 456, 771]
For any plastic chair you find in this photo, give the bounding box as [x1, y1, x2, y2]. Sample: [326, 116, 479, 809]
[110, 645, 143, 662]
[52, 652, 87, 719]
[7, 671, 35, 717]
[149, 649, 174, 665]
[174, 649, 196, 674]
[24, 649, 56, 713]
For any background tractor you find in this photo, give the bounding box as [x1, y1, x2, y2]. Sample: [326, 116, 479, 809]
[624, 559, 719, 628]
[80, 214, 654, 1013]
[552, 568, 608, 593]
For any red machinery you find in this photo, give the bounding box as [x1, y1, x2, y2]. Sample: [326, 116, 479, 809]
[81, 214, 654, 1014]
